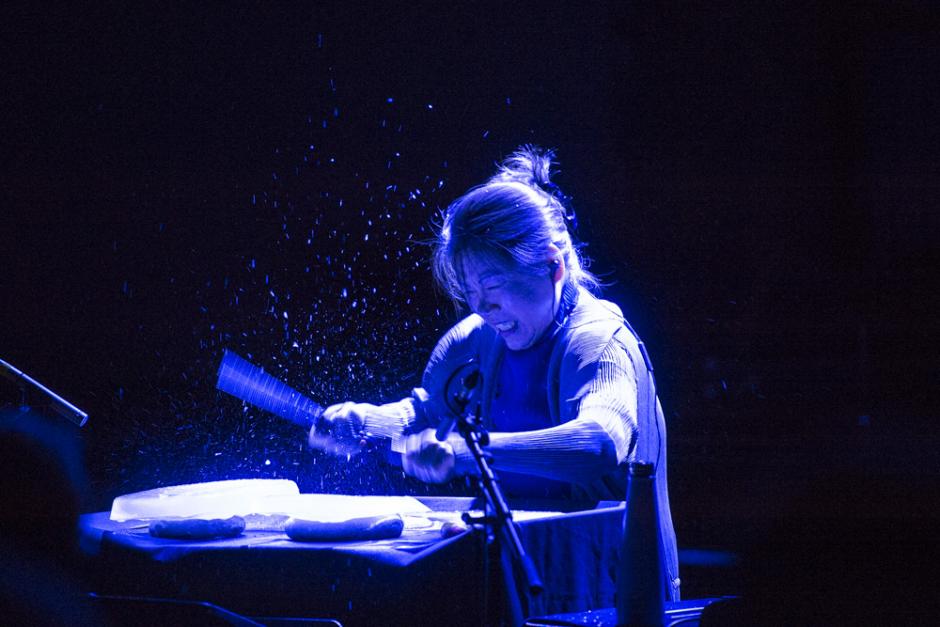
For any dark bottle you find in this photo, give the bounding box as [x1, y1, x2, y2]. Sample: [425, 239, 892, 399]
[616, 461, 665, 627]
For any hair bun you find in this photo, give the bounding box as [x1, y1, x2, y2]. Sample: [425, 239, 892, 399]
[492, 144, 555, 189]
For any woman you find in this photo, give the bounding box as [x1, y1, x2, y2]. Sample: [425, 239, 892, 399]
[309, 146, 680, 600]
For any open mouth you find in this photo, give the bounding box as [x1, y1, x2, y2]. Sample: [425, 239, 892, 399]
[493, 321, 517, 333]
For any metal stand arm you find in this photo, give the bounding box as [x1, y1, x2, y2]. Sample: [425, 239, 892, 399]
[457, 406, 543, 596]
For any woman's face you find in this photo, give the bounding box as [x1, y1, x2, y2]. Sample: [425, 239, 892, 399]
[460, 255, 558, 350]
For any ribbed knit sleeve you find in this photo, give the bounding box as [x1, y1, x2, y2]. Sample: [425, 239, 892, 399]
[572, 336, 640, 464]
[359, 395, 422, 452]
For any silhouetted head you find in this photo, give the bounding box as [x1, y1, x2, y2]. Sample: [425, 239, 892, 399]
[0, 410, 85, 563]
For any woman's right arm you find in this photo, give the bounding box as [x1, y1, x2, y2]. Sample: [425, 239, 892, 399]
[307, 394, 425, 455]
[307, 314, 484, 455]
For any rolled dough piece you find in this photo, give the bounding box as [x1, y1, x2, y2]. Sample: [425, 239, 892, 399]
[149, 515, 246, 540]
[284, 515, 404, 542]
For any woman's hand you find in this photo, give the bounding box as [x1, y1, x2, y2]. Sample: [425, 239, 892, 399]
[307, 401, 373, 456]
[402, 428, 457, 483]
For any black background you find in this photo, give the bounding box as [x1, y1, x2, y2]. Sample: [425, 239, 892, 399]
[3, 1, 938, 590]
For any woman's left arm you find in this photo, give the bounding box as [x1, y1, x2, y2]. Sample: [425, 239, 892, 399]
[404, 338, 639, 485]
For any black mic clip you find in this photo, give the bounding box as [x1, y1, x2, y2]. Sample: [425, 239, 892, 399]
[435, 364, 481, 442]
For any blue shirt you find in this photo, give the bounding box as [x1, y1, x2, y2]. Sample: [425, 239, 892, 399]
[490, 327, 571, 499]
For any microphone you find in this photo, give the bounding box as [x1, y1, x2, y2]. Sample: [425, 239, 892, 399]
[435, 368, 480, 441]
[215, 350, 324, 430]
[0, 357, 89, 427]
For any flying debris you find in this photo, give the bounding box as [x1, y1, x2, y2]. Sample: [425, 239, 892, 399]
[107, 94, 463, 499]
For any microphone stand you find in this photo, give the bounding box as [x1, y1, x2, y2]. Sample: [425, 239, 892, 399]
[453, 396, 544, 599]
[0, 357, 89, 427]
